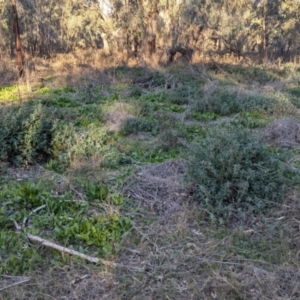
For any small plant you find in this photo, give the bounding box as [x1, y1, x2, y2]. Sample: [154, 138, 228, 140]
[85, 183, 109, 201]
[130, 85, 143, 98]
[120, 117, 158, 135]
[186, 126, 298, 223]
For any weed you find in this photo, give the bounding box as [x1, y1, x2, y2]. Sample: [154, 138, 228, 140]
[0, 182, 131, 274]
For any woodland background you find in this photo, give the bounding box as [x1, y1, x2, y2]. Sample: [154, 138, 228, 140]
[1, 0, 300, 67]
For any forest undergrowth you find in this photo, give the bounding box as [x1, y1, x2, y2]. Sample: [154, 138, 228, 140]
[1, 55, 300, 299]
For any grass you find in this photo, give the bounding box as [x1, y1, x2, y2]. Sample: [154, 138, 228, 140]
[1, 57, 300, 299]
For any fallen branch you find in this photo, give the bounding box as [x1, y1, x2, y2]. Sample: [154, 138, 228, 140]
[27, 234, 144, 271]
[0, 277, 30, 292]
[28, 234, 104, 264]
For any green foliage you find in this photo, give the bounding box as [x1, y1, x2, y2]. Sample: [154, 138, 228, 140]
[0, 182, 131, 274]
[166, 85, 200, 105]
[85, 183, 109, 201]
[0, 103, 54, 165]
[126, 147, 179, 164]
[0, 85, 26, 101]
[41, 97, 80, 108]
[191, 111, 219, 121]
[120, 117, 158, 135]
[233, 111, 270, 128]
[130, 85, 143, 98]
[137, 90, 186, 117]
[52, 123, 109, 167]
[183, 124, 206, 141]
[285, 87, 300, 108]
[223, 65, 276, 84]
[186, 126, 298, 223]
[194, 87, 274, 116]
[140, 91, 168, 104]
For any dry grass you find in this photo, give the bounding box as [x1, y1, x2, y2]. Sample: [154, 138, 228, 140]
[264, 118, 300, 148]
[0, 262, 116, 300]
[125, 159, 187, 216]
[112, 191, 300, 300]
[2, 148, 300, 300]
[106, 102, 135, 132]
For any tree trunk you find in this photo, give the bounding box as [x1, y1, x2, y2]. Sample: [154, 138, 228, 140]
[11, 0, 24, 77]
[262, 0, 268, 66]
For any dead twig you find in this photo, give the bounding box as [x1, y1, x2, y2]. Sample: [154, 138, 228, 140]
[0, 277, 30, 292]
[23, 204, 46, 227]
[27, 234, 100, 264]
[27, 234, 144, 272]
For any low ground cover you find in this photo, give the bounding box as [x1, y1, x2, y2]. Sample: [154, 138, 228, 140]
[1, 61, 300, 299]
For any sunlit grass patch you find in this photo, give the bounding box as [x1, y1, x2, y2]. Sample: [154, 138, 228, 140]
[0, 84, 27, 102]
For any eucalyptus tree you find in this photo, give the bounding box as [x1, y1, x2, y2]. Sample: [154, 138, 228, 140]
[1, 0, 300, 65]
[12, 0, 23, 77]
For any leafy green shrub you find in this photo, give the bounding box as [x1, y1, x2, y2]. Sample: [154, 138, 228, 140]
[0, 103, 55, 166]
[186, 126, 298, 223]
[130, 85, 143, 98]
[167, 85, 200, 105]
[52, 123, 109, 167]
[120, 117, 158, 135]
[223, 65, 276, 84]
[194, 86, 274, 115]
